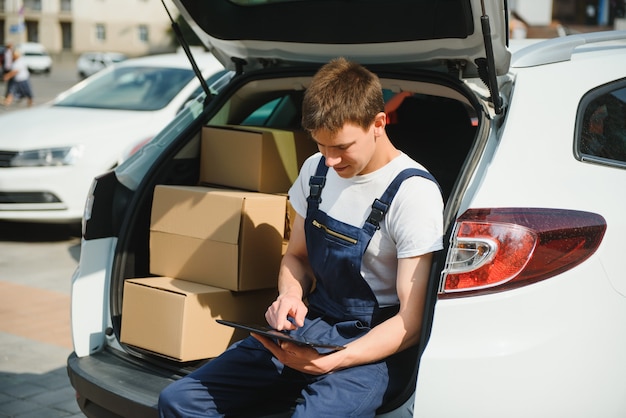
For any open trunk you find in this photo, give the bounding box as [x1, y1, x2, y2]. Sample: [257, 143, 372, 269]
[105, 66, 484, 415]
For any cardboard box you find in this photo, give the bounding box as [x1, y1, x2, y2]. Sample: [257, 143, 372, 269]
[150, 185, 286, 291]
[121, 277, 277, 361]
[199, 126, 318, 193]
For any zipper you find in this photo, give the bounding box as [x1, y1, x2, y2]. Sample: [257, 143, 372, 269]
[312, 220, 358, 244]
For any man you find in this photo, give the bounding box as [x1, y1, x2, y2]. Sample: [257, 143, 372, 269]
[159, 57, 443, 417]
[3, 42, 14, 98]
[3, 49, 34, 107]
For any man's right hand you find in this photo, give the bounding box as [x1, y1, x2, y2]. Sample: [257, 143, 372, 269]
[265, 292, 308, 331]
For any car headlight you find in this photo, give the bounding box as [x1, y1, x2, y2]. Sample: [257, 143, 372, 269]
[10, 145, 84, 167]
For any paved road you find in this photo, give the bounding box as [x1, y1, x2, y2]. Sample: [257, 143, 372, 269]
[0, 59, 86, 417]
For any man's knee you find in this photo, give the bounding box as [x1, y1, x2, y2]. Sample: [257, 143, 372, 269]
[158, 379, 188, 417]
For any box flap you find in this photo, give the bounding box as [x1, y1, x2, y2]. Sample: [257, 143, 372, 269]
[151, 185, 242, 244]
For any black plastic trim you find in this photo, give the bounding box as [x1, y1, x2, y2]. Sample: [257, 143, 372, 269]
[179, 0, 474, 44]
[67, 350, 173, 418]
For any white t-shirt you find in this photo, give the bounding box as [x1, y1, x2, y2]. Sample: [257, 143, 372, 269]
[11, 57, 29, 82]
[288, 152, 444, 307]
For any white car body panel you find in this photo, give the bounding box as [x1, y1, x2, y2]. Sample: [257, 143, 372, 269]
[415, 260, 626, 417]
[0, 52, 224, 223]
[465, 47, 626, 297]
[412, 41, 626, 416]
[0, 108, 173, 221]
[70, 237, 117, 357]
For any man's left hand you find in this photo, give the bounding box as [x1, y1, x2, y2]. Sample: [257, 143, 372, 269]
[251, 333, 333, 375]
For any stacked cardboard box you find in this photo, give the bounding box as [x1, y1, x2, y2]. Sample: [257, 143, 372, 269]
[200, 125, 318, 194]
[121, 126, 317, 362]
[149, 185, 287, 291]
[121, 277, 277, 361]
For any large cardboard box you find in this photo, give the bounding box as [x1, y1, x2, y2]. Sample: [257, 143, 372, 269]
[199, 126, 318, 193]
[120, 277, 277, 361]
[150, 185, 286, 291]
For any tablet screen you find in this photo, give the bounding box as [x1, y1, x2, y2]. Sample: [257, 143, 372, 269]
[216, 319, 345, 351]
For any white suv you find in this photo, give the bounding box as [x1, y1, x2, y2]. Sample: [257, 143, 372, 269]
[66, 0, 626, 417]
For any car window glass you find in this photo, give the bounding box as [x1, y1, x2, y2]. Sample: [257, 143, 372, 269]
[239, 88, 397, 129]
[177, 69, 232, 114]
[578, 84, 626, 165]
[242, 98, 282, 126]
[54, 66, 195, 111]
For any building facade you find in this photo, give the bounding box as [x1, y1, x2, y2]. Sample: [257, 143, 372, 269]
[0, 0, 176, 57]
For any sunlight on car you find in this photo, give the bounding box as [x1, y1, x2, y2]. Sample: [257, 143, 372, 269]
[56, 67, 196, 111]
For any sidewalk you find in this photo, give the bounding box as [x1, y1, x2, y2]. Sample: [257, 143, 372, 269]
[0, 223, 84, 418]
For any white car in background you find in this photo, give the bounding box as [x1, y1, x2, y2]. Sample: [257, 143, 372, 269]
[0, 52, 227, 224]
[77, 51, 128, 78]
[17, 42, 52, 73]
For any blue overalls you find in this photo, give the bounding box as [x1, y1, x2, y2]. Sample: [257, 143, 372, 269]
[158, 157, 438, 418]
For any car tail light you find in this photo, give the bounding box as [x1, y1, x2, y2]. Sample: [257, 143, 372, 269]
[440, 208, 606, 298]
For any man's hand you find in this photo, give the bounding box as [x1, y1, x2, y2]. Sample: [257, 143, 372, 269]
[265, 292, 308, 331]
[251, 333, 334, 375]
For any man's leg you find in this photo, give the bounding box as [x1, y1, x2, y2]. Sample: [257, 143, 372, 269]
[293, 360, 389, 418]
[159, 336, 306, 418]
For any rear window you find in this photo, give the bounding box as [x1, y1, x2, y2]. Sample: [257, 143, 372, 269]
[576, 81, 626, 166]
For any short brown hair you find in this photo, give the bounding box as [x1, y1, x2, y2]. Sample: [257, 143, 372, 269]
[301, 57, 384, 134]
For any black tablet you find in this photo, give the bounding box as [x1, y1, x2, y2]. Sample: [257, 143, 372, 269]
[216, 319, 346, 351]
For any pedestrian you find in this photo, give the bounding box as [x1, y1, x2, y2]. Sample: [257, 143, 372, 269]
[2, 42, 14, 98]
[158, 57, 444, 418]
[3, 49, 34, 107]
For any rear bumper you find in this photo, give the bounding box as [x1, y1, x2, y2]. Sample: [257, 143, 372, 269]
[66, 350, 174, 418]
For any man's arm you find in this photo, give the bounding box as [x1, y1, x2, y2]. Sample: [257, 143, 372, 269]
[324, 252, 432, 371]
[255, 249, 433, 375]
[264, 213, 315, 331]
[2, 69, 16, 81]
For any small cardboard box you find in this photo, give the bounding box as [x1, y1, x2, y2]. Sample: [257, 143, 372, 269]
[120, 277, 276, 361]
[150, 185, 286, 291]
[199, 126, 318, 193]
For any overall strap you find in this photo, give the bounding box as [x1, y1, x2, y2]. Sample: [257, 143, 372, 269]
[363, 168, 440, 236]
[307, 156, 329, 211]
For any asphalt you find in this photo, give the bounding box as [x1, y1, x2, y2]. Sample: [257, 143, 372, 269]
[0, 57, 86, 417]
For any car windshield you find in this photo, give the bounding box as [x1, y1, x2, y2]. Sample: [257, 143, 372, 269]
[55, 66, 195, 111]
[24, 51, 48, 57]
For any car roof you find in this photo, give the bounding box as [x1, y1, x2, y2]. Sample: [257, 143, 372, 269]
[115, 52, 221, 70]
[171, 0, 510, 79]
[511, 30, 626, 68]
[17, 42, 47, 51]
[81, 51, 127, 58]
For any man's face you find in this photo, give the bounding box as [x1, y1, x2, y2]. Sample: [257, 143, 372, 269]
[312, 122, 377, 178]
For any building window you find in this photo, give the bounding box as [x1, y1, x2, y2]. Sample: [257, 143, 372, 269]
[61, 22, 72, 50]
[26, 20, 39, 42]
[138, 25, 149, 43]
[95, 24, 106, 41]
[61, 0, 72, 12]
[24, 0, 42, 11]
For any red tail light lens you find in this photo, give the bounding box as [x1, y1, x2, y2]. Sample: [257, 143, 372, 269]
[441, 208, 606, 297]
